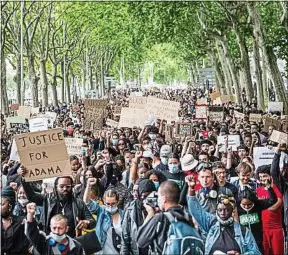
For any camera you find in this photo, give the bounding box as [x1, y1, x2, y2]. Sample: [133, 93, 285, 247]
[144, 191, 158, 208]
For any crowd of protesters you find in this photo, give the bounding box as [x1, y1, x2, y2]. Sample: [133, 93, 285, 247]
[1, 86, 288, 255]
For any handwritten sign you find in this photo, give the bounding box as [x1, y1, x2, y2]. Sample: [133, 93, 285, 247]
[65, 138, 83, 156]
[269, 130, 288, 144]
[217, 135, 241, 152]
[264, 117, 282, 132]
[268, 102, 283, 112]
[195, 105, 208, 119]
[84, 99, 108, 130]
[196, 98, 208, 105]
[118, 108, 148, 128]
[10, 104, 20, 111]
[175, 123, 193, 137]
[249, 114, 262, 123]
[209, 107, 224, 122]
[210, 91, 221, 100]
[29, 117, 48, 132]
[234, 111, 245, 120]
[106, 119, 119, 128]
[14, 128, 70, 181]
[253, 147, 276, 170]
[17, 106, 31, 119]
[146, 97, 179, 122]
[129, 97, 147, 109]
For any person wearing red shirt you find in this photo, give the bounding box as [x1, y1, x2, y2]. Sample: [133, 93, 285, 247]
[256, 165, 284, 255]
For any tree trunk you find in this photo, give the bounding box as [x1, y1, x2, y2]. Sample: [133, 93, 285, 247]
[40, 60, 49, 107]
[1, 52, 9, 114]
[234, 28, 253, 103]
[208, 50, 223, 93]
[248, 3, 288, 113]
[27, 53, 39, 107]
[261, 59, 268, 102]
[216, 42, 233, 95]
[51, 63, 58, 106]
[65, 64, 71, 104]
[219, 39, 241, 103]
[13, 53, 22, 104]
[252, 36, 265, 110]
[61, 61, 65, 103]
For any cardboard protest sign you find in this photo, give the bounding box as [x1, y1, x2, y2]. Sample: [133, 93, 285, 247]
[234, 111, 245, 119]
[175, 123, 193, 137]
[10, 104, 20, 111]
[253, 147, 276, 170]
[113, 106, 122, 115]
[195, 105, 208, 119]
[29, 117, 48, 132]
[208, 107, 224, 122]
[129, 97, 147, 109]
[268, 102, 283, 112]
[249, 113, 262, 123]
[196, 98, 208, 105]
[146, 97, 179, 122]
[106, 119, 119, 128]
[213, 95, 235, 105]
[210, 91, 221, 100]
[269, 130, 288, 144]
[84, 99, 108, 130]
[264, 117, 282, 132]
[118, 108, 148, 128]
[217, 135, 241, 152]
[65, 138, 83, 156]
[9, 139, 19, 161]
[17, 106, 31, 119]
[14, 128, 70, 181]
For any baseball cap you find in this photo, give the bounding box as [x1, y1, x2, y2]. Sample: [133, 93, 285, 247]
[142, 151, 154, 160]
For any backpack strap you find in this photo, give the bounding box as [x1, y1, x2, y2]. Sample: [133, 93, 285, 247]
[163, 212, 175, 223]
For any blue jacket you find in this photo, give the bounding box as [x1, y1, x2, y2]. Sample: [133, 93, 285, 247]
[187, 196, 261, 255]
[86, 200, 123, 247]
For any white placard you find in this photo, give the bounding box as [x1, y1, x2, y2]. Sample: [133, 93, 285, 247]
[29, 117, 48, 132]
[253, 147, 276, 170]
[217, 135, 241, 152]
[65, 138, 83, 156]
[268, 102, 283, 112]
[9, 139, 19, 161]
[195, 105, 208, 119]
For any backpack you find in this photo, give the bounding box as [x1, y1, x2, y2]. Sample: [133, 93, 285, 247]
[162, 212, 205, 255]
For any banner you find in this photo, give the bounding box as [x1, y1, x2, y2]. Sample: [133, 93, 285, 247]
[249, 113, 262, 123]
[14, 128, 70, 181]
[118, 108, 148, 128]
[268, 102, 283, 112]
[29, 117, 48, 132]
[146, 97, 179, 122]
[253, 147, 276, 170]
[195, 105, 208, 119]
[175, 123, 193, 137]
[129, 97, 147, 109]
[65, 138, 83, 156]
[217, 135, 241, 152]
[269, 130, 288, 144]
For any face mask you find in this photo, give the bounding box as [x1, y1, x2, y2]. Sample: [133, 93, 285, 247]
[153, 181, 160, 190]
[160, 157, 168, 165]
[112, 139, 118, 146]
[18, 199, 29, 207]
[49, 232, 66, 243]
[168, 164, 179, 174]
[240, 203, 255, 212]
[105, 206, 118, 215]
[157, 196, 163, 211]
[149, 134, 156, 140]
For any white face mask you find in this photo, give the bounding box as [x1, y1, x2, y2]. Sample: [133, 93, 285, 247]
[105, 206, 118, 215]
[160, 157, 168, 165]
[149, 134, 156, 140]
[49, 232, 66, 243]
[18, 199, 29, 207]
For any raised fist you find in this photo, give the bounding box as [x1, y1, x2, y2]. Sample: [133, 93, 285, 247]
[26, 203, 36, 215]
[185, 175, 196, 189]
